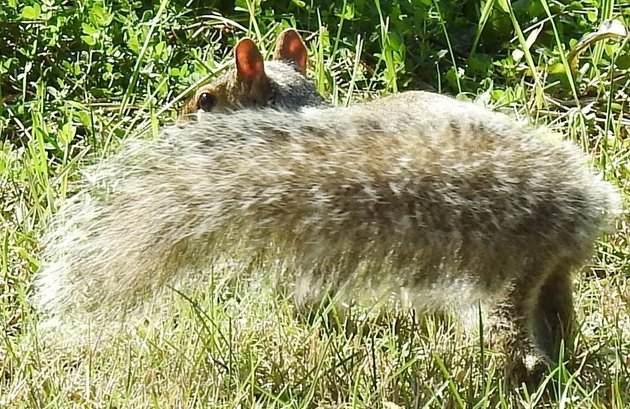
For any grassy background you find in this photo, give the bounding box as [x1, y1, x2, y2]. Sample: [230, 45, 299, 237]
[1, 0, 629, 407]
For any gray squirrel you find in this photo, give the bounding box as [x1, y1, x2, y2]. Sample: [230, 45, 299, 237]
[35, 30, 621, 381]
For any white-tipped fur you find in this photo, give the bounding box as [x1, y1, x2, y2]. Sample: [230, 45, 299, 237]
[35, 91, 620, 377]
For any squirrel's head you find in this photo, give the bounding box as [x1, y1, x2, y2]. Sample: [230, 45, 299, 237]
[180, 28, 311, 118]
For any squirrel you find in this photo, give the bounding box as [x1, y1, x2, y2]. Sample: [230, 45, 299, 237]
[34, 35, 621, 381]
[179, 28, 323, 118]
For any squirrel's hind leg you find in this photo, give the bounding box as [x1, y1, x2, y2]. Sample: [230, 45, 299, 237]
[492, 260, 556, 383]
[533, 261, 575, 365]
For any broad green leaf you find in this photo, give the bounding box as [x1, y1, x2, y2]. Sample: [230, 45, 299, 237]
[82, 23, 98, 36]
[21, 4, 41, 19]
[81, 35, 96, 46]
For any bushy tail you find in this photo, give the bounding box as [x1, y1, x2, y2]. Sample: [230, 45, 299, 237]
[35, 95, 622, 332]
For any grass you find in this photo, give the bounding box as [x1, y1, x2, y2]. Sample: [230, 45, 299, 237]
[1, 1, 629, 407]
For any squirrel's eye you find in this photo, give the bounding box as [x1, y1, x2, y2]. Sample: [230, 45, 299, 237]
[197, 92, 216, 112]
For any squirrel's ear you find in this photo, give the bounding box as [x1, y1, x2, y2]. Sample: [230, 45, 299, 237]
[273, 28, 308, 75]
[235, 38, 267, 86]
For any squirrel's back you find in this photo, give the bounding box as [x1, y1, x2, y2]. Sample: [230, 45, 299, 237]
[35, 91, 621, 326]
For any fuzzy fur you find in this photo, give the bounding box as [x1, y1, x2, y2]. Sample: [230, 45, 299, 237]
[35, 91, 620, 378]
